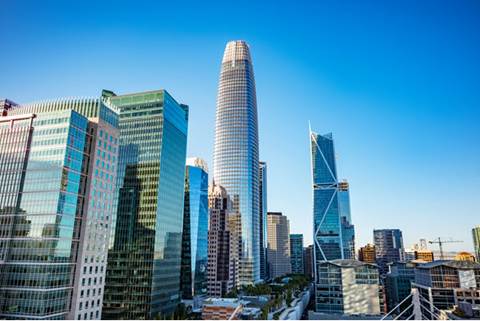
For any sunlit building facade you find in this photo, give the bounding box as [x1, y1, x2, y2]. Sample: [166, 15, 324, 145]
[102, 90, 188, 319]
[0, 97, 119, 320]
[338, 181, 355, 259]
[315, 260, 381, 315]
[267, 212, 291, 278]
[180, 158, 208, 299]
[213, 40, 260, 286]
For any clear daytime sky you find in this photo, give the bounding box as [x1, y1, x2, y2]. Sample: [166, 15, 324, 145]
[1, 0, 479, 252]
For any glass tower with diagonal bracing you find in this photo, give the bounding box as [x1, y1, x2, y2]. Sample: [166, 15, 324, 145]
[213, 40, 260, 286]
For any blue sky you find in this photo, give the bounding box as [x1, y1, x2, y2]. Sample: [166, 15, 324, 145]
[1, 0, 479, 252]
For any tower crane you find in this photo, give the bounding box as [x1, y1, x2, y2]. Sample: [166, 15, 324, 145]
[429, 237, 463, 260]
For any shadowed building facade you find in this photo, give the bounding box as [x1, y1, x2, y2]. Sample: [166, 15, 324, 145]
[101, 90, 188, 319]
[180, 158, 208, 300]
[290, 234, 305, 274]
[213, 40, 260, 286]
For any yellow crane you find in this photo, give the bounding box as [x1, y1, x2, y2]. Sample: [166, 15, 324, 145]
[429, 237, 463, 260]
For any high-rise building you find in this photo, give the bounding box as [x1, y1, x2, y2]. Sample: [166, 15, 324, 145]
[259, 161, 267, 281]
[473, 226, 480, 262]
[358, 244, 377, 263]
[338, 181, 355, 259]
[290, 234, 304, 274]
[413, 260, 480, 312]
[385, 261, 416, 313]
[266, 212, 291, 278]
[374, 229, 405, 276]
[315, 260, 381, 315]
[213, 40, 260, 286]
[0, 96, 119, 320]
[102, 90, 188, 319]
[180, 158, 208, 300]
[310, 129, 355, 262]
[207, 183, 234, 297]
[304, 245, 314, 279]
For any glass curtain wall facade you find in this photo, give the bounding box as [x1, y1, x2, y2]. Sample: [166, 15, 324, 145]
[338, 181, 355, 259]
[290, 234, 305, 274]
[102, 90, 188, 320]
[473, 226, 480, 262]
[374, 229, 405, 276]
[0, 97, 119, 320]
[213, 40, 260, 286]
[259, 161, 267, 280]
[180, 158, 208, 299]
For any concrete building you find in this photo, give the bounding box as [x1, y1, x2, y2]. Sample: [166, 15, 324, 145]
[412, 260, 480, 312]
[267, 212, 291, 278]
[290, 234, 304, 274]
[207, 183, 234, 297]
[315, 260, 381, 315]
[454, 251, 476, 262]
[202, 298, 243, 320]
[405, 249, 434, 262]
[358, 244, 376, 264]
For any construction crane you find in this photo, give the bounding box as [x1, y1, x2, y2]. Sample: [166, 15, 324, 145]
[429, 237, 463, 260]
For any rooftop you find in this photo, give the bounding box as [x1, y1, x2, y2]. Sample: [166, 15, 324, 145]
[327, 259, 378, 268]
[416, 260, 480, 269]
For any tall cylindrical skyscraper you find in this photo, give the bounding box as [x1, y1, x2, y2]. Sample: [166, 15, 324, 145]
[213, 40, 260, 285]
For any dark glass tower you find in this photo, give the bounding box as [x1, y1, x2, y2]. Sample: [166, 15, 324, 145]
[290, 234, 305, 274]
[102, 90, 188, 319]
[373, 229, 405, 276]
[259, 161, 267, 280]
[213, 40, 260, 285]
[180, 158, 208, 300]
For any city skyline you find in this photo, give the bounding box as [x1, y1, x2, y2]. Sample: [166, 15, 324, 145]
[1, 1, 479, 252]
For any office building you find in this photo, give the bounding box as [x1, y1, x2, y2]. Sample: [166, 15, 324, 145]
[0, 96, 119, 320]
[413, 260, 480, 312]
[267, 212, 291, 278]
[180, 158, 208, 299]
[385, 261, 417, 313]
[310, 129, 355, 262]
[207, 183, 234, 297]
[213, 40, 260, 286]
[102, 90, 188, 319]
[290, 234, 304, 274]
[259, 161, 267, 281]
[338, 181, 355, 259]
[374, 229, 405, 276]
[473, 226, 480, 262]
[315, 260, 381, 315]
[304, 245, 314, 279]
[201, 298, 243, 320]
[358, 244, 376, 263]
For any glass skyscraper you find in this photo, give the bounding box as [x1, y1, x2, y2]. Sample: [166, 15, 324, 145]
[259, 161, 267, 280]
[101, 90, 188, 319]
[373, 229, 405, 276]
[472, 226, 480, 262]
[180, 157, 208, 300]
[0, 97, 119, 320]
[290, 234, 305, 274]
[213, 40, 260, 286]
[310, 129, 354, 262]
[338, 181, 355, 259]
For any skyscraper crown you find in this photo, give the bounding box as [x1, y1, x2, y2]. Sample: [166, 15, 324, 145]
[222, 40, 251, 63]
